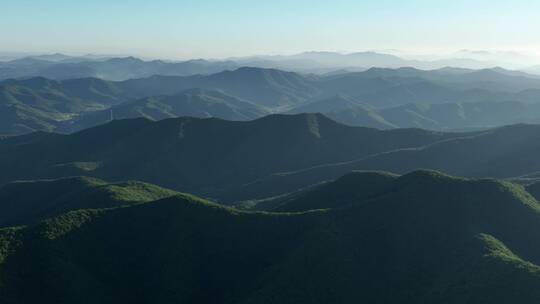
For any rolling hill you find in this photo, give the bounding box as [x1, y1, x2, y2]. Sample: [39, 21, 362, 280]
[0, 77, 126, 134]
[288, 95, 540, 131]
[288, 95, 396, 129]
[316, 67, 540, 108]
[65, 88, 269, 132]
[120, 67, 321, 108]
[2, 170, 540, 303]
[299, 99, 540, 131]
[379, 101, 540, 130]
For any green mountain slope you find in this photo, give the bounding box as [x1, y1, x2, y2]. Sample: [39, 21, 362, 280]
[0, 176, 178, 227]
[0, 77, 126, 135]
[2, 171, 540, 303]
[0, 114, 458, 202]
[237, 123, 540, 198]
[247, 171, 398, 212]
[350, 124, 540, 178]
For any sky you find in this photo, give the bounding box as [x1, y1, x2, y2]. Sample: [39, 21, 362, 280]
[1, 0, 540, 60]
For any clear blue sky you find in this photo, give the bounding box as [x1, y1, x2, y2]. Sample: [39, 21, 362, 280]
[1, 0, 539, 59]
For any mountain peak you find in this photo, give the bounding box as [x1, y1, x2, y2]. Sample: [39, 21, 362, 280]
[397, 169, 460, 185]
[106, 56, 144, 64]
[253, 112, 332, 124]
[233, 66, 285, 74]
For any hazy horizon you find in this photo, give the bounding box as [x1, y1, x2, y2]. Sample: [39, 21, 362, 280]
[1, 49, 540, 70]
[2, 0, 540, 62]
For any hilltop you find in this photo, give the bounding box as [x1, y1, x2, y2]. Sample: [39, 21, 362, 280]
[0, 176, 178, 227]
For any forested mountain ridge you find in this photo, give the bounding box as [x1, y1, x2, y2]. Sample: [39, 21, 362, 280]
[0, 114, 461, 202]
[2, 170, 540, 303]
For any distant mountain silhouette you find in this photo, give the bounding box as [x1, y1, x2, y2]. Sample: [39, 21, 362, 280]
[0, 56, 241, 81]
[2, 52, 534, 81]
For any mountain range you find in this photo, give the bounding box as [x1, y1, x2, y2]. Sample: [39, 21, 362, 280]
[3, 112, 539, 203]
[4, 53, 540, 303]
[290, 94, 540, 130]
[6, 113, 540, 203]
[0, 114, 461, 202]
[0, 56, 241, 81]
[65, 88, 269, 132]
[3, 66, 540, 135]
[2, 51, 540, 82]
